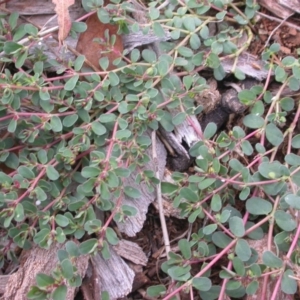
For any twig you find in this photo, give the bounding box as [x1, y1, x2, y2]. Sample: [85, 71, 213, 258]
[264, 13, 293, 49]
[151, 131, 171, 258]
[257, 12, 300, 32]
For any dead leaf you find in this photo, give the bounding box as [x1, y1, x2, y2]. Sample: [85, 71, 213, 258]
[76, 13, 124, 71]
[52, 0, 75, 45]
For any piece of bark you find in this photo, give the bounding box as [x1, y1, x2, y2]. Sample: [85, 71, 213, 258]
[4, 242, 89, 300]
[0, 275, 9, 294]
[131, 272, 150, 293]
[221, 52, 271, 80]
[114, 130, 167, 237]
[84, 248, 135, 300]
[113, 239, 148, 266]
[76, 11, 124, 71]
[258, 0, 294, 19]
[279, 0, 300, 13]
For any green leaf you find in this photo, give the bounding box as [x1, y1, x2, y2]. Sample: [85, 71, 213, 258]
[275, 66, 287, 82]
[55, 214, 69, 227]
[211, 41, 223, 54]
[161, 182, 178, 194]
[178, 239, 191, 259]
[101, 240, 110, 260]
[212, 232, 232, 248]
[292, 134, 300, 149]
[79, 238, 98, 254]
[246, 197, 272, 215]
[122, 205, 137, 216]
[281, 269, 297, 294]
[288, 76, 300, 91]
[153, 22, 165, 37]
[4, 41, 23, 54]
[84, 219, 102, 234]
[246, 280, 259, 295]
[203, 224, 217, 235]
[232, 257, 245, 276]
[192, 277, 212, 291]
[192, 52, 203, 66]
[18, 166, 35, 179]
[50, 116, 62, 132]
[262, 251, 282, 268]
[7, 119, 17, 133]
[99, 57, 109, 70]
[238, 90, 256, 105]
[106, 227, 119, 245]
[124, 186, 141, 198]
[108, 72, 119, 86]
[211, 194, 222, 212]
[285, 194, 300, 209]
[15, 49, 28, 68]
[74, 55, 85, 71]
[157, 60, 169, 77]
[178, 46, 194, 57]
[91, 121, 107, 135]
[147, 285, 166, 297]
[130, 48, 140, 62]
[63, 114, 78, 127]
[190, 33, 201, 50]
[258, 161, 283, 179]
[235, 239, 251, 261]
[81, 166, 100, 178]
[204, 123, 217, 139]
[36, 273, 55, 288]
[9, 12, 19, 30]
[46, 165, 60, 181]
[206, 52, 220, 68]
[265, 123, 283, 146]
[37, 149, 48, 164]
[280, 97, 294, 111]
[182, 16, 195, 31]
[243, 114, 264, 128]
[274, 210, 296, 231]
[200, 26, 209, 39]
[27, 286, 48, 299]
[188, 208, 202, 223]
[72, 21, 87, 33]
[179, 187, 198, 202]
[64, 75, 79, 91]
[61, 258, 74, 279]
[14, 203, 24, 222]
[114, 167, 131, 178]
[52, 285, 67, 300]
[65, 241, 80, 257]
[142, 49, 156, 63]
[168, 265, 191, 281]
[229, 216, 245, 237]
[172, 112, 186, 126]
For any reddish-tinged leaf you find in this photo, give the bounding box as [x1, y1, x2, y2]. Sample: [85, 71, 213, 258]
[52, 0, 75, 44]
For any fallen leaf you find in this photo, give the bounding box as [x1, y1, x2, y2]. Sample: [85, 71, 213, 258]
[52, 0, 75, 45]
[76, 13, 123, 71]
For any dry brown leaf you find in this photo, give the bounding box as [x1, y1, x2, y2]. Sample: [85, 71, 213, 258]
[52, 0, 75, 45]
[76, 13, 124, 71]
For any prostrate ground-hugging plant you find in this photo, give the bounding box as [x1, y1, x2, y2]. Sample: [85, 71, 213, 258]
[0, 0, 300, 299]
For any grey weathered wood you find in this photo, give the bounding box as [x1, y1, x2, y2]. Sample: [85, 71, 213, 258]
[88, 248, 135, 300]
[0, 275, 9, 294]
[4, 242, 89, 300]
[114, 130, 167, 236]
[258, 0, 294, 18]
[279, 0, 300, 13]
[221, 52, 272, 81]
[113, 239, 148, 266]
